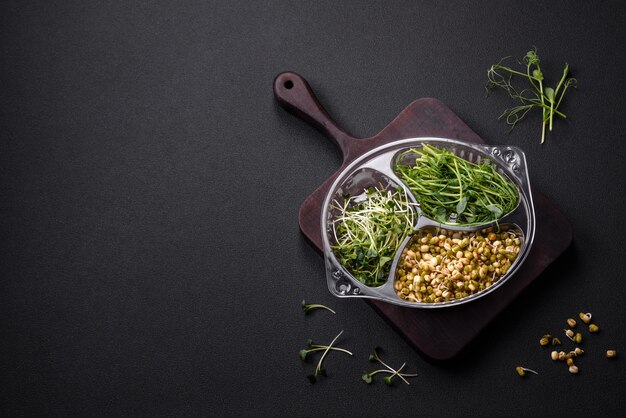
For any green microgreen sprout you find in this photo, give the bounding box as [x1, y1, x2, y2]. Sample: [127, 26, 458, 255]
[486, 47, 577, 144]
[301, 300, 336, 315]
[299, 339, 352, 361]
[300, 330, 352, 383]
[362, 347, 417, 385]
[394, 144, 519, 226]
[331, 186, 416, 287]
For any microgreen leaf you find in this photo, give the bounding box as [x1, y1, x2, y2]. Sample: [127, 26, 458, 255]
[486, 204, 503, 218]
[362, 373, 373, 384]
[433, 206, 447, 223]
[378, 256, 392, 267]
[456, 196, 468, 215]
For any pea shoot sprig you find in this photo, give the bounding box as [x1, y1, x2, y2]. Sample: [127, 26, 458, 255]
[394, 145, 519, 226]
[331, 186, 416, 287]
[299, 330, 352, 383]
[301, 300, 336, 315]
[486, 48, 577, 143]
[362, 347, 417, 385]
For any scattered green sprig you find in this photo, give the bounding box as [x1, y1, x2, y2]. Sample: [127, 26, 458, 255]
[299, 338, 352, 360]
[299, 330, 352, 383]
[394, 145, 519, 226]
[486, 48, 577, 143]
[301, 300, 336, 315]
[331, 186, 416, 286]
[362, 347, 417, 385]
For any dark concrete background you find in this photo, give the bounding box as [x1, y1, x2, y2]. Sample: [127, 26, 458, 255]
[2, 1, 625, 416]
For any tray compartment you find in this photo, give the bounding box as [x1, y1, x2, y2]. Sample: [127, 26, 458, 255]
[393, 224, 524, 306]
[325, 167, 418, 293]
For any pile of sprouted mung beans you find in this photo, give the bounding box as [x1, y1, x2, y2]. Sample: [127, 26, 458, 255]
[395, 226, 521, 303]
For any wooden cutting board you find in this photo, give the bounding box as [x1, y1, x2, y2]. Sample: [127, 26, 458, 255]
[273, 71, 572, 360]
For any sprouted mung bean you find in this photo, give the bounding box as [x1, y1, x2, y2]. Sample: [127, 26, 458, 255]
[541, 312, 618, 377]
[394, 226, 522, 303]
[516, 366, 538, 377]
[579, 312, 592, 324]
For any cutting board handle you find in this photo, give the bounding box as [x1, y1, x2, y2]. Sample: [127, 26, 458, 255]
[273, 72, 354, 158]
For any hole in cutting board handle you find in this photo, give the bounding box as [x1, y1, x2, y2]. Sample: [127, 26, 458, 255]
[273, 71, 354, 158]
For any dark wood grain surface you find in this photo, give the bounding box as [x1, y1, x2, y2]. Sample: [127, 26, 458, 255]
[274, 71, 572, 360]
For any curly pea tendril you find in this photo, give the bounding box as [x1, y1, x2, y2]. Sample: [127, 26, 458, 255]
[486, 47, 577, 144]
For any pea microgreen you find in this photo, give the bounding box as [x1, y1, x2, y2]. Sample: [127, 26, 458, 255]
[394, 145, 519, 226]
[486, 48, 577, 143]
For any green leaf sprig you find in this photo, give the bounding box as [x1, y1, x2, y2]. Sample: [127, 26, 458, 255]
[486, 48, 577, 143]
[362, 347, 417, 385]
[301, 300, 336, 315]
[394, 145, 519, 226]
[331, 186, 416, 287]
[299, 330, 352, 383]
